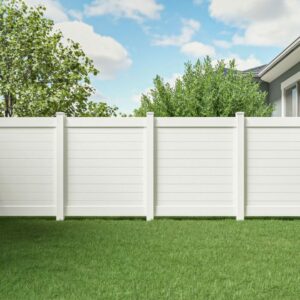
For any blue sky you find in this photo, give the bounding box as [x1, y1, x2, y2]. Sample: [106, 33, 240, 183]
[25, 0, 299, 113]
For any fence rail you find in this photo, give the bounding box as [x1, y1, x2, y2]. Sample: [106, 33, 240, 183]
[1, 112, 300, 220]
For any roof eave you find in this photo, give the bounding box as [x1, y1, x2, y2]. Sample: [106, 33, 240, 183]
[258, 36, 300, 78]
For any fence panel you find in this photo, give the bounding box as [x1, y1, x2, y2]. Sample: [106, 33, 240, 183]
[155, 120, 235, 216]
[65, 118, 146, 217]
[0, 119, 56, 216]
[246, 118, 300, 216]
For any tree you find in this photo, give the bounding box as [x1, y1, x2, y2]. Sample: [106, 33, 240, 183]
[80, 101, 119, 117]
[134, 58, 273, 117]
[0, 0, 117, 117]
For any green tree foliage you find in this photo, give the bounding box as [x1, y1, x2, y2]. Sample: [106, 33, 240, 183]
[134, 58, 273, 117]
[80, 102, 119, 117]
[0, 0, 117, 117]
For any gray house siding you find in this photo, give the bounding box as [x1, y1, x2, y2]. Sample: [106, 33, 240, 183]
[257, 80, 269, 104]
[268, 62, 300, 116]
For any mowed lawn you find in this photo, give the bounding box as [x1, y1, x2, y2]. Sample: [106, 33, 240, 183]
[1, 218, 300, 299]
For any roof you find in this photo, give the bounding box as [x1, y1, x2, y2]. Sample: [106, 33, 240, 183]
[257, 36, 300, 82]
[242, 65, 267, 77]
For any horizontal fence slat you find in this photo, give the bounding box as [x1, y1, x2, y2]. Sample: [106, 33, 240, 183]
[0, 193, 54, 202]
[248, 141, 300, 150]
[67, 150, 143, 159]
[156, 117, 235, 127]
[157, 141, 233, 150]
[0, 159, 54, 168]
[155, 206, 235, 216]
[68, 193, 143, 202]
[68, 133, 143, 142]
[246, 206, 300, 217]
[157, 150, 232, 159]
[246, 117, 300, 127]
[157, 128, 233, 134]
[157, 185, 232, 193]
[248, 175, 300, 184]
[248, 158, 300, 168]
[157, 175, 232, 184]
[248, 167, 300, 176]
[68, 184, 143, 193]
[68, 175, 142, 185]
[157, 193, 233, 201]
[0, 184, 53, 194]
[68, 141, 143, 151]
[0, 118, 56, 128]
[65, 206, 145, 217]
[68, 168, 143, 176]
[248, 193, 300, 201]
[158, 167, 233, 176]
[67, 117, 146, 128]
[0, 150, 54, 159]
[68, 159, 143, 168]
[157, 158, 232, 168]
[248, 150, 300, 159]
[0, 206, 56, 216]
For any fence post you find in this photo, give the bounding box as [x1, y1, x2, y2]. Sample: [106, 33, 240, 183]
[56, 112, 65, 221]
[235, 112, 245, 220]
[146, 112, 154, 221]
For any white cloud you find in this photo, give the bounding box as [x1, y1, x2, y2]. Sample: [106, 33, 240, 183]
[209, 0, 300, 46]
[213, 39, 231, 49]
[209, 0, 283, 24]
[193, 0, 204, 5]
[68, 9, 83, 21]
[153, 19, 214, 59]
[232, 55, 262, 70]
[214, 54, 262, 71]
[54, 21, 132, 79]
[24, 0, 69, 22]
[153, 19, 200, 46]
[181, 42, 216, 58]
[84, 0, 163, 21]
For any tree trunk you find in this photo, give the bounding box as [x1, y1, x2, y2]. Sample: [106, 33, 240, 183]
[4, 93, 13, 117]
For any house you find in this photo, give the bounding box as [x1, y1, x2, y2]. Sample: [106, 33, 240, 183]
[243, 36, 300, 117]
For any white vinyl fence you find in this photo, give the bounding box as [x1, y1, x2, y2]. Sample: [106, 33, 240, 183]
[1, 112, 300, 220]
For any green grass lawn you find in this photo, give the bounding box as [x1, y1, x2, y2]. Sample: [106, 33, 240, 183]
[1, 218, 300, 299]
